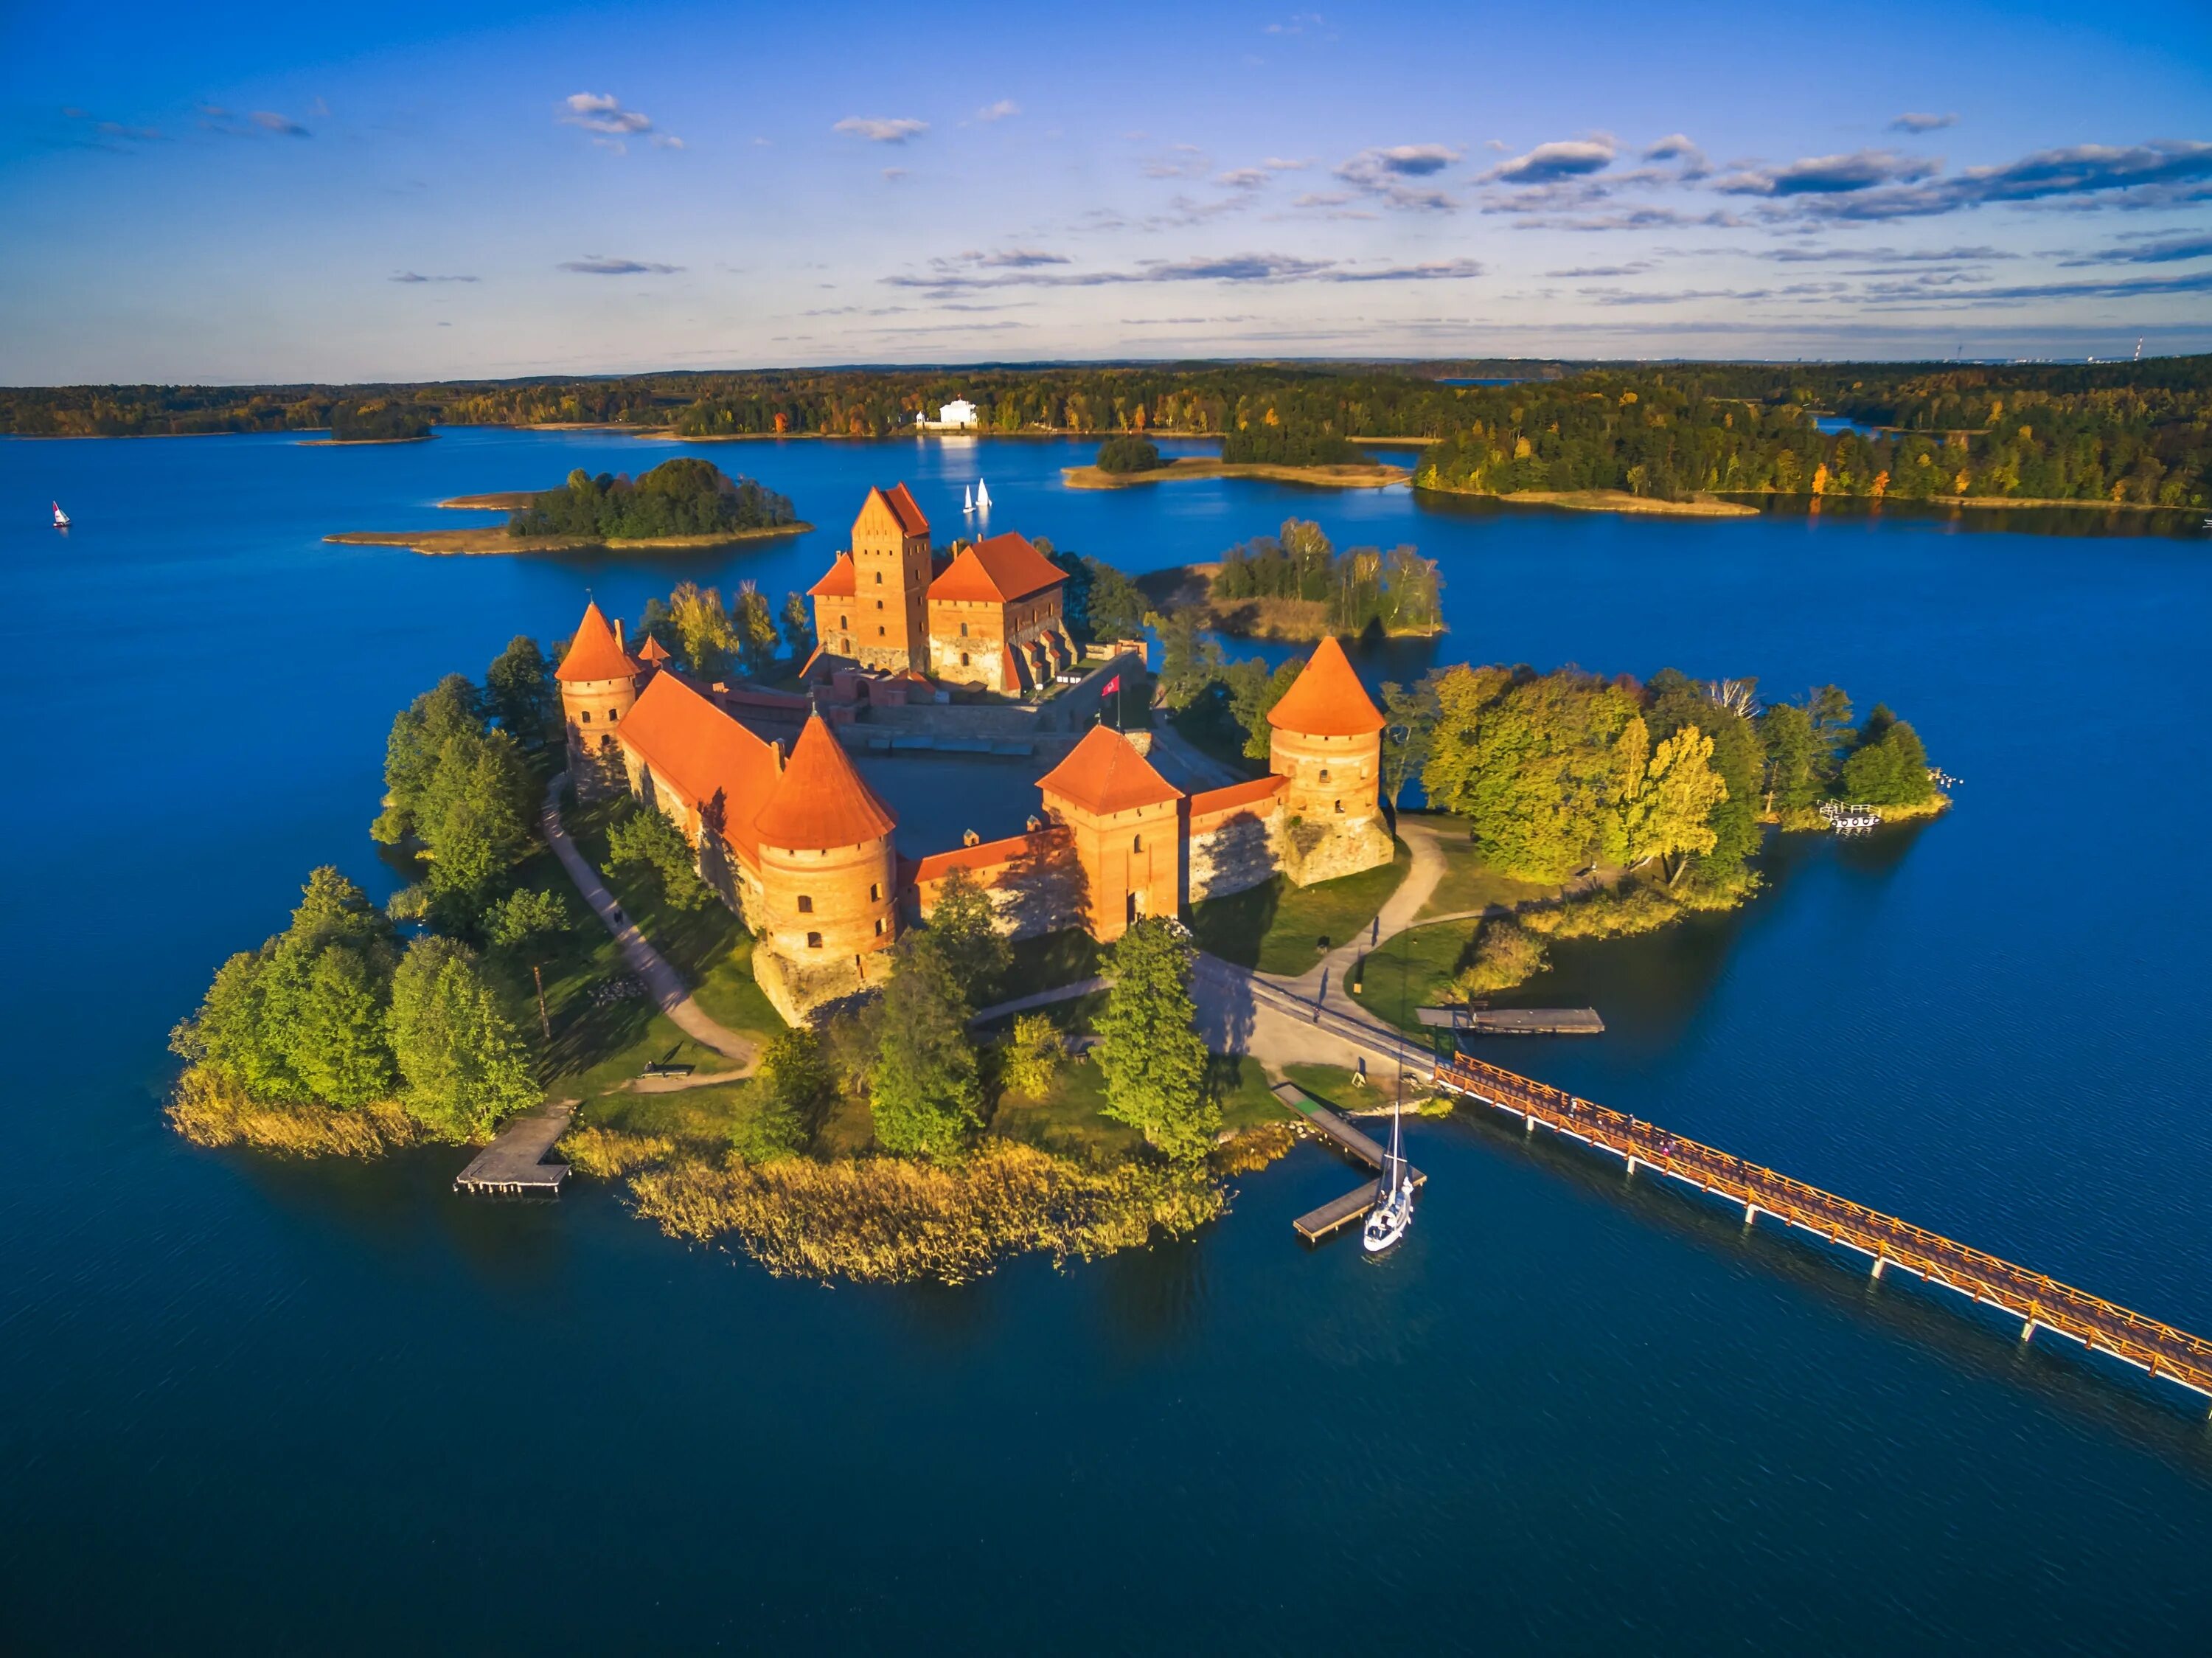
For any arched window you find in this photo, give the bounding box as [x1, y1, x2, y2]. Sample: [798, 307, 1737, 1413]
[1132, 832, 1143, 852]
[874, 571, 883, 585]
[608, 708, 619, 722]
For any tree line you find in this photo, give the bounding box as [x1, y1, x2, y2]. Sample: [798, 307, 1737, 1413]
[509, 457, 796, 539]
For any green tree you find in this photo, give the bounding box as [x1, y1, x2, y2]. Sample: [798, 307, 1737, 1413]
[1093, 918, 1217, 1163]
[484, 887, 570, 949]
[1448, 918, 1548, 999]
[667, 581, 740, 676]
[928, 867, 1011, 1004]
[869, 935, 983, 1159]
[484, 637, 554, 743]
[1222, 656, 1303, 759]
[1758, 702, 1820, 816]
[734, 580, 781, 676]
[285, 943, 397, 1106]
[604, 800, 709, 910]
[755, 1027, 835, 1153]
[1152, 608, 1224, 712]
[1096, 434, 1164, 473]
[1000, 1013, 1066, 1097]
[1378, 676, 1441, 811]
[1085, 559, 1151, 643]
[779, 590, 815, 662]
[388, 937, 537, 1139]
[374, 675, 483, 844]
[417, 729, 535, 917]
[1840, 714, 1934, 805]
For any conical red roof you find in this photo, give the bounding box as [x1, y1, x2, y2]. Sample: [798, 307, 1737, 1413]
[1265, 636, 1384, 737]
[751, 715, 897, 848]
[636, 634, 672, 666]
[1037, 726, 1183, 816]
[555, 600, 641, 683]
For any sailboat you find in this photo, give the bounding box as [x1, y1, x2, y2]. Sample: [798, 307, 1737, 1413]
[963, 484, 975, 515]
[975, 477, 992, 512]
[1362, 1061, 1414, 1253]
[52, 501, 71, 530]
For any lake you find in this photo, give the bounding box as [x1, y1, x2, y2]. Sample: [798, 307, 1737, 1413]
[5, 427, 2211, 1652]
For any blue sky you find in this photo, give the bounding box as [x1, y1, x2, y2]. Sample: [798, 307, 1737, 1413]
[3, 0, 2208, 381]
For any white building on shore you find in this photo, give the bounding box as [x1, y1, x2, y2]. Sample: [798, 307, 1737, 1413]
[918, 398, 978, 431]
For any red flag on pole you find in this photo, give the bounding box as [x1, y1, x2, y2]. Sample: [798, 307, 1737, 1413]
[1101, 674, 1121, 697]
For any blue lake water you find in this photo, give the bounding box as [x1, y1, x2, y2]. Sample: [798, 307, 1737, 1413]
[5, 427, 2211, 1651]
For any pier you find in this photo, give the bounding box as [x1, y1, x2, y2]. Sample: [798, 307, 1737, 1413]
[1274, 1082, 1425, 1241]
[455, 1100, 574, 1196]
[1434, 1053, 2212, 1409]
[1416, 1006, 1605, 1036]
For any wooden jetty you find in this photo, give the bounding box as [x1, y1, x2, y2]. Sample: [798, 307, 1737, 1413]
[1433, 1053, 2212, 1411]
[1273, 1082, 1425, 1242]
[454, 1100, 574, 1196]
[1418, 1006, 1604, 1036]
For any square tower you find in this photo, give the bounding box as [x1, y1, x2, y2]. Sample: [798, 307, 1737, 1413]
[1037, 726, 1185, 941]
[846, 484, 933, 673]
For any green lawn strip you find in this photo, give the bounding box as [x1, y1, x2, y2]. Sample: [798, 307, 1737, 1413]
[990, 1054, 1145, 1160]
[1211, 1054, 1295, 1131]
[1001, 928, 1102, 996]
[1403, 813, 1560, 919]
[1189, 838, 1411, 973]
[583, 1079, 759, 1154]
[1346, 919, 1481, 1034]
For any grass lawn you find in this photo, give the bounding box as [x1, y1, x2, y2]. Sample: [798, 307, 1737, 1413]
[1346, 918, 1486, 1034]
[998, 929, 1102, 999]
[988, 1050, 1293, 1158]
[1189, 838, 1410, 974]
[1405, 812, 1560, 920]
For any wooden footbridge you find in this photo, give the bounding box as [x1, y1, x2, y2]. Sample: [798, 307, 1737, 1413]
[1433, 1053, 2212, 1410]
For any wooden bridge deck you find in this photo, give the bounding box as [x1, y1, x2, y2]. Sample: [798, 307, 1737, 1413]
[1435, 1055, 2212, 1407]
[1273, 1083, 1425, 1243]
[455, 1100, 574, 1196]
[1417, 1006, 1605, 1036]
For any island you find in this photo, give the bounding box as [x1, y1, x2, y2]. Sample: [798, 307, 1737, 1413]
[1064, 454, 1409, 490]
[174, 478, 1951, 1288]
[327, 456, 810, 555]
[1134, 518, 1445, 642]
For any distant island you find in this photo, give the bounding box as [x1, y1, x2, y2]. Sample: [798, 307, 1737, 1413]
[1136, 518, 1445, 642]
[1065, 428, 1410, 492]
[299, 400, 434, 445]
[327, 457, 810, 555]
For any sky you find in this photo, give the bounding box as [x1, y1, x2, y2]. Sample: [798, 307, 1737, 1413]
[2, 0, 2208, 382]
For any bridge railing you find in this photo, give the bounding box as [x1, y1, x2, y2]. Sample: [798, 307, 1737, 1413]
[1435, 1055, 2212, 1400]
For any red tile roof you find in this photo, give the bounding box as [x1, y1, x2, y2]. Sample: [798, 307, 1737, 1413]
[1189, 776, 1287, 820]
[636, 634, 672, 666]
[1265, 636, 1385, 738]
[808, 553, 857, 598]
[875, 482, 931, 538]
[1037, 726, 1184, 818]
[929, 531, 1065, 605]
[614, 670, 782, 861]
[556, 600, 641, 684]
[752, 715, 897, 848]
[911, 825, 1068, 884]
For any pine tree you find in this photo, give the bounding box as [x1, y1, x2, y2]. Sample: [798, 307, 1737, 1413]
[869, 936, 983, 1160]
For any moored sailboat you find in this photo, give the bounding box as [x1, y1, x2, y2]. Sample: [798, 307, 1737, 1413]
[52, 501, 71, 529]
[1362, 1067, 1414, 1252]
[975, 477, 992, 512]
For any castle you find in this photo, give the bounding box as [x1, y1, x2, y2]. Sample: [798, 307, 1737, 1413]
[554, 485, 1393, 1025]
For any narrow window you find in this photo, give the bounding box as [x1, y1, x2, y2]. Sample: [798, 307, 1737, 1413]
[874, 571, 883, 585]
[870, 883, 882, 901]
[959, 622, 970, 637]
[1132, 832, 1143, 852]
[876, 598, 884, 611]
[878, 625, 886, 637]
[806, 931, 823, 949]
[797, 895, 813, 914]
[608, 707, 619, 722]
[960, 651, 970, 666]
[1318, 768, 1330, 782]
[874, 918, 886, 936]
[580, 710, 591, 724]
[1334, 799, 1344, 814]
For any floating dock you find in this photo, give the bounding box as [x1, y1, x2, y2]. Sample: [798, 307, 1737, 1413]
[1273, 1082, 1425, 1242]
[454, 1100, 574, 1196]
[1417, 1006, 1604, 1036]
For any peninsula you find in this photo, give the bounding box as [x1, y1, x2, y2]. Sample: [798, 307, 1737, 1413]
[1064, 455, 1408, 490]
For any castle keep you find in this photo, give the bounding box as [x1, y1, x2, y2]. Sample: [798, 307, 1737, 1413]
[554, 485, 1394, 1024]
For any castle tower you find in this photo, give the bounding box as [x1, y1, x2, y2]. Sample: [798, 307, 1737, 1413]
[844, 484, 933, 674]
[1265, 636, 1393, 886]
[1036, 726, 1185, 941]
[556, 600, 646, 797]
[749, 715, 901, 1020]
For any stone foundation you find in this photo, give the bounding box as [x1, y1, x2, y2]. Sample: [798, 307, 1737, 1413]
[1279, 814, 1394, 887]
[751, 941, 893, 1026]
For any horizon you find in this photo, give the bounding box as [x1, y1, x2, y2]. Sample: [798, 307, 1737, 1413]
[3, 0, 2208, 381]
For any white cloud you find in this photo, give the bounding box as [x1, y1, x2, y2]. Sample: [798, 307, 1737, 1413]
[1485, 138, 1615, 184]
[558, 257, 682, 275]
[976, 100, 1020, 122]
[1334, 143, 1464, 209]
[834, 116, 928, 144]
[1890, 112, 1958, 133]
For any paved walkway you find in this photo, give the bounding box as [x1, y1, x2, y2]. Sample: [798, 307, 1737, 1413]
[1260, 819, 1448, 1023]
[540, 774, 759, 1072]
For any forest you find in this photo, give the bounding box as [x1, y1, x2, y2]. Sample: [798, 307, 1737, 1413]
[508, 457, 797, 540]
[7, 355, 2203, 513]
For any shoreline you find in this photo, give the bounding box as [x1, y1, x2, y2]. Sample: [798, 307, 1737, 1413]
[1065, 457, 1409, 491]
[296, 434, 435, 447]
[324, 521, 813, 556]
[1416, 483, 1759, 518]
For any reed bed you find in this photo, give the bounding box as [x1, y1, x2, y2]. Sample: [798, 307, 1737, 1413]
[558, 1123, 679, 1178]
[165, 1066, 433, 1158]
[627, 1140, 1225, 1284]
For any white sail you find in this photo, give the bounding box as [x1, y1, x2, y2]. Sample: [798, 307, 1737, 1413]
[52, 502, 69, 528]
[963, 485, 974, 513]
[976, 478, 992, 510]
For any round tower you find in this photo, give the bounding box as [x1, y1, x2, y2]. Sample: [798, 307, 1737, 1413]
[1265, 636, 1391, 884]
[750, 716, 900, 1017]
[555, 600, 645, 796]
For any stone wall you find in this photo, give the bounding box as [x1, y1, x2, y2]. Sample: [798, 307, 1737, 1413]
[1186, 780, 1287, 903]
